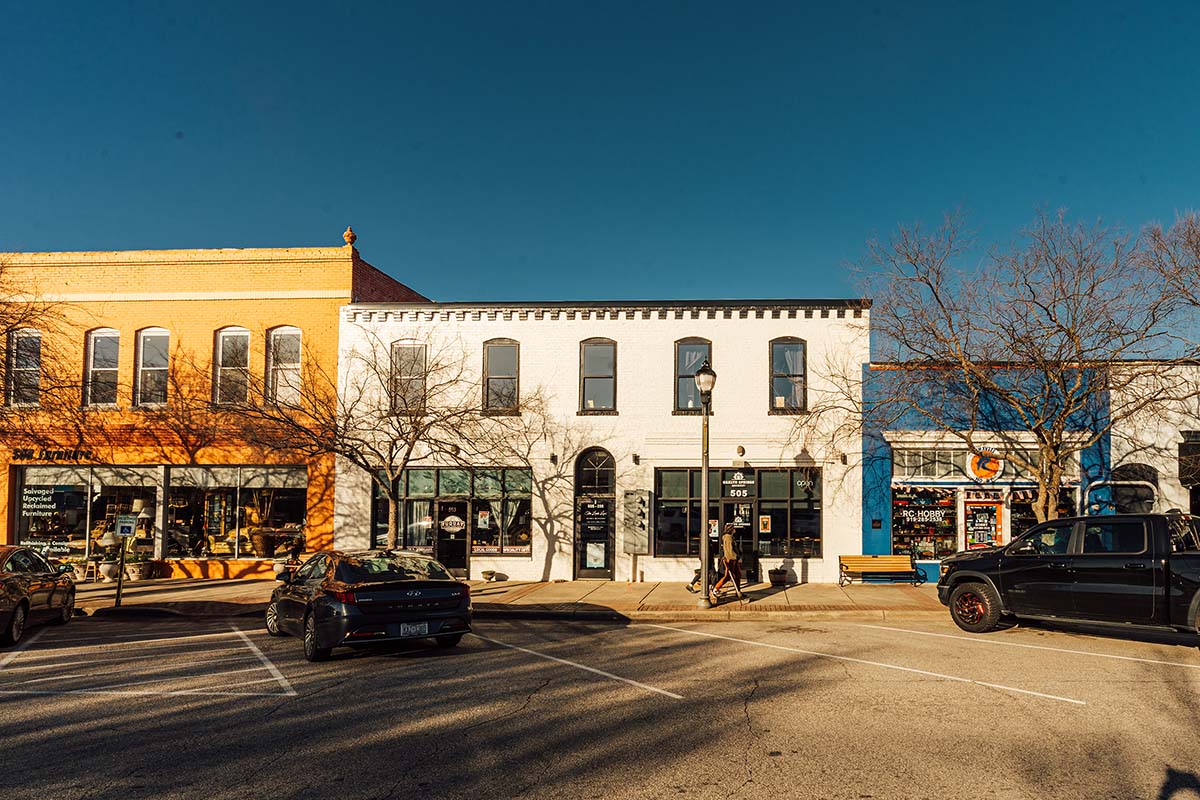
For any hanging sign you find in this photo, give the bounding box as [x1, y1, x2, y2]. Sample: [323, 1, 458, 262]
[968, 452, 1004, 482]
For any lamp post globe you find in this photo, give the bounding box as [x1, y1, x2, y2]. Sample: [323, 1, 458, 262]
[694, 359, 716, 608]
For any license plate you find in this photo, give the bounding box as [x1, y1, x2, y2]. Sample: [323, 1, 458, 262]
[399, 622, 429, 637]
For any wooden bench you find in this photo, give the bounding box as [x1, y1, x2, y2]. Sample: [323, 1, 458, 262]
[838, 554, 925, 586]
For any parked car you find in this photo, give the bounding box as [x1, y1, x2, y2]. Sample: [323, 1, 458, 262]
[938, 513, 1200, 634]
[1, 546, 76, 646]
[266, 550, 472, 661]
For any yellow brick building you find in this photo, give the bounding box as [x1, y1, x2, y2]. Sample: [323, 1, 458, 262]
[1, 231, 423, 578]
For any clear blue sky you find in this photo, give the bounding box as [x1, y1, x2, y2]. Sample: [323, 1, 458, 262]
[2, 2, 1197, 302]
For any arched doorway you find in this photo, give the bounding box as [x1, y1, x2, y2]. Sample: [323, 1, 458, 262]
[575, 448, 615, 579]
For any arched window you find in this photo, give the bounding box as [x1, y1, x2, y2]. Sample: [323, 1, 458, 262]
[135, 328, 170, 406]
[769, 337, 806, 412]
[674, 337, 711, 413]
[579, 338, 616, 413]
[483, 338, 519, 413]
[85, 328, 120, 406]
[7, 328, 41, 406]
[267, 326, 302, 405]
[214, 327, 250, 405]
[575, 448, 615, 495]
[1111, 463, 1158, 514]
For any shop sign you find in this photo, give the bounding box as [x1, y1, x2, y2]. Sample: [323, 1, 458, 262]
[968, 452, 1004, 482]
[19, 486, 56, 519]
[897, 507, 951, 523]
[580, 501, 610, 535]
[440, 515, 466, 533]
[10, 447, 95, 462]
[22, 538, 71, 556]
[722, 470, 756, 499]
[965, 503, 1001, 547]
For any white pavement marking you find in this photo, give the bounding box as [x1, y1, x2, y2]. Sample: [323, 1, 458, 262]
[857, 624, 1200, 671]
[0, 687, 295, 697]
[648, 624, 1087, 706]
[0, 651, 259, 672]
[470, 633, 684, 700]
[0, 629, 45, 670]
[20, 630, 245, 655]
[232, 626, 296, 696]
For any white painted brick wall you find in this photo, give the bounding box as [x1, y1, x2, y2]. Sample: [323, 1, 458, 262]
[334, 303, 869, 582]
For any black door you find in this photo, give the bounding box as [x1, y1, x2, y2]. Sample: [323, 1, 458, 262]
[278, 554, 327, 633]
[576, 498, 614, 579]
[1072, 517, 1157, 622]
[999, 521, 1076, 616]
[435, 500, 469, 577]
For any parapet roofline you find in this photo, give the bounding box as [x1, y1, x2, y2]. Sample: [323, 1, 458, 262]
[348, 298, 872, 311]
[4, 245, 360, 265]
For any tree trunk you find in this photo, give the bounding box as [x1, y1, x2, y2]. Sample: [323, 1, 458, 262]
[387, 495, 400, 550]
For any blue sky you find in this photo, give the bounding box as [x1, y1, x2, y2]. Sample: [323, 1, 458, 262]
[2, 2, 1197, 302]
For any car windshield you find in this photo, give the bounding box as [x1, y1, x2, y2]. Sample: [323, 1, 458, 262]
[334, 554, 452, 583]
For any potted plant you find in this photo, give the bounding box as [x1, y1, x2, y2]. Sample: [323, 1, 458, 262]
[768, 567, 790, 587]
[64, 557, 88, 582]
[124, 551, 151, 582]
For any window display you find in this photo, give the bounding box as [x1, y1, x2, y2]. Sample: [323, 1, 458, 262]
[891, 487, 957, 559]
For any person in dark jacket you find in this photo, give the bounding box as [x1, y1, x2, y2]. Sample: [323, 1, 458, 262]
[710, 524, 742, 600]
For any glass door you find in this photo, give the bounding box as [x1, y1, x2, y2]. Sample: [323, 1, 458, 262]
[435, 500, 469, 576]
[575, 498, 614, 579]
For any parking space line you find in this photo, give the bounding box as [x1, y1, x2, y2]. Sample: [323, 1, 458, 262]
[0, 629, 45, 670]
[6, 653, 262, 683]
[857, 624, 1200, 671]
[22, 630, 245, 654]
[647, 624, 1086, 706]
[0, 687, 294, 697]
[232, 626, 296, 697]
[0, 650, 257, 672]
[469, 633, 684, 700]
[84, 666, 269, 692]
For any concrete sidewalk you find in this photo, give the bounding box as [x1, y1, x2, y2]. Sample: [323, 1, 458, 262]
[75, 577, 945, 622]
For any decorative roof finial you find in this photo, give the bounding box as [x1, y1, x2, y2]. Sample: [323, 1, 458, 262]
[343, 226, 357, 246]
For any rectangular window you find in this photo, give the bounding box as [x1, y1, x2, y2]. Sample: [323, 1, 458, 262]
[269, 329, 302, 405]
[1081, 520, 1147, 554]
[137, 330, 169, 405]
[484, 342, 519, 412]
[215, 330, 250, 405]
[87, 331, 119, 406]
[675, 341, 711, 411]
[580, 340, 616, 412]
[371, 468, 533, 555]
[652, 468, 822, 557]
[894, 449, 966, 480]
[770, 340, 806, 411]
[7, 330, 41, 406]
[390, 343, 427, 413]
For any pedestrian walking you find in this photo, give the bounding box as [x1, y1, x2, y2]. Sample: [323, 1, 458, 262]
[710, 523, 743, 602]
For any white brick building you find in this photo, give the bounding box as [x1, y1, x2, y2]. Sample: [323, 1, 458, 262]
[333, 299, 869, 583]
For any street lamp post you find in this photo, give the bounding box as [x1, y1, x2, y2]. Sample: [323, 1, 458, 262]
[693, 359, 717, 608]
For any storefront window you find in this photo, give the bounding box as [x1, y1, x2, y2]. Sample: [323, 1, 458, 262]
[653, 468, 822, 557]
[371, 468, 533, 556]
[1010, 489, 1076, 538]
[891, 487, 957, 559]
[165, 466, 305, 560]
[16, 466, 90, 559]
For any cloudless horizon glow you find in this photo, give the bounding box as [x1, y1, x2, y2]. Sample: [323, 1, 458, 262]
[2, 2, 1197, 302]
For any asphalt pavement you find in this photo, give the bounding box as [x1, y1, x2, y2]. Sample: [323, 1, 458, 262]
[2, 612, 1198, 799]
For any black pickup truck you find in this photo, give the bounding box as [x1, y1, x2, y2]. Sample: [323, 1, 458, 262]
[937, 513, 1200, 634]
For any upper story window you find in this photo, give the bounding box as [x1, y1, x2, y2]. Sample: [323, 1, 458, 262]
[215, 328, 250, 405]
[674, 338, 711, 413]
[483, 339, 519, 414]
[7, 329, 41, 406]
[85, 329, 120, 406]
[267, 327, 302, 406]
[579, 338, 616, 414]
[136, 328, 170, 406]
[770, 338, 807, 413]
[390, 341, 427, 413]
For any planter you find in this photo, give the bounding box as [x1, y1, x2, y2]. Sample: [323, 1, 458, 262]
[125, 563, 150, 582]
[98, 561, 121, 582]
[251, 533, 276, 558]
[71, 565, 89, 582]
[768, 569, 789, 587]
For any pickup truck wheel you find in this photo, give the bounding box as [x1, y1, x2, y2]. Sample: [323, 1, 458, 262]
[949, 582, 1002, 633]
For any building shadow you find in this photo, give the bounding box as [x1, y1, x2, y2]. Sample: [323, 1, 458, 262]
[1158, 766, 1200, 799]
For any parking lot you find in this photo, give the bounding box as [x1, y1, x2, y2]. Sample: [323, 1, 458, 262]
[2, 615, 1199, 800]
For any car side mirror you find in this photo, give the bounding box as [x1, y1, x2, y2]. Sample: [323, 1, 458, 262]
[1010, 540, 1036, 555]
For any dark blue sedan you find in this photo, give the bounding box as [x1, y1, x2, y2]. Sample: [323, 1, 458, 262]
[266, 550, 472, 661]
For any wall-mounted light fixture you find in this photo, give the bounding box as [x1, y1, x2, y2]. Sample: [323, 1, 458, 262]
[736, 446, 745, 457]
[549, 453, 558, 465]
[632, 454, 640, 465]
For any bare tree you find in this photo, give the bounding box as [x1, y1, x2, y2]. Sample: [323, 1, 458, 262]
[855, 209, 1195, 524]
[228, 326, 549, 549]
